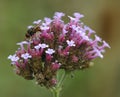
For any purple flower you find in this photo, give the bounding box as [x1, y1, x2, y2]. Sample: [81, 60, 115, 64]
[17, 41, 29, 46]
[45, 48, 55, 55]
[94, 47, 103, 58]
[54, 12, 65, 19]
[16, 41, 30, 52]
[51, 62, 61, 71]
[33, 20, 41, 25]
[94, 35, 102, 42]
[66, 40, 76, 47]
[8, 54, 19, 62]
[84, 25, 95, 36]
[44, 17, 52, 25]
[21, 53, 32, 60]
[8, 12, 110, 88]
[34, 43, 49, 50]
[34, 45, 41, 50]
[41, 26, 49, 30]
[39, 43, 49, 49]
[62, 26, 68, 34]
[68, 16, 76, 21]
[73, 12, 84, 19]
[102, 41, 111, 48]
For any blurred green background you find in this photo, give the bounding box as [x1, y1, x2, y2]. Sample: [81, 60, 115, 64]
[0, 0, 120, 97]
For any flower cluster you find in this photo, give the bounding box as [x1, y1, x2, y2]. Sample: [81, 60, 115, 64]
[8, 12, 110, 88]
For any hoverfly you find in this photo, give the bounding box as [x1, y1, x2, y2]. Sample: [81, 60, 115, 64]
[25, 26, 41, 38]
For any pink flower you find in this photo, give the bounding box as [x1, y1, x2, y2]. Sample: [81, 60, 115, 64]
[51, 62, 61, 71]
[51, 78, 57, 85]
[72, 55, 79, 62]
[8, 12, 110, 88]
[46, 54, 52, 61]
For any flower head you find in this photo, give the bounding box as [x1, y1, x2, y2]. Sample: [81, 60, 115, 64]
[8, 12, 110, 88]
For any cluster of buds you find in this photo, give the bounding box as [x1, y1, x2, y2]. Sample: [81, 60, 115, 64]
[8, 12, 110, 88]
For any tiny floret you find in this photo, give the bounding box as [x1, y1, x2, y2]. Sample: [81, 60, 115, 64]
[21, 53, 32, 60]
[73, 12, 84, 19]
[17, 41, 28, 45]
[34, 45, 41, 50]
[66, 40, 76, 47]
[34, 43, 49, 50]
[95, 35, 102, 42]
[54, 12, 65, 19]
[103, 41, 111, 48]
[45, 48, 55, 55]
[40, 43, 49, 48]
[27, 25, 33, 29]
[94, 47, 103, 58]
[8, 54, 19, 62]
[68, 16, 76, 21]
[33, 20, 41, 24]
[84, 25, 95, 34]
[44, 17, 52, 25]
[40, 25, 49, 30]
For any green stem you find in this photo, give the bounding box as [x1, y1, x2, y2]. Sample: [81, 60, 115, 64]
[55, 91, 59, 97]
[51, 86, 61, 97]
[57, 71, 66, 87]
[53, 88, 60, 97]
[51, 71, 68, 97]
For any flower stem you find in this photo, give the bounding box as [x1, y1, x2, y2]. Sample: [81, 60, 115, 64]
[53, 87, 61, 97]
[51, 71, 68, 97]
[57, 71, 66, 87]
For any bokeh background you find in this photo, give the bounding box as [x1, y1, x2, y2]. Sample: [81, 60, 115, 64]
[0, 0, 120, 97]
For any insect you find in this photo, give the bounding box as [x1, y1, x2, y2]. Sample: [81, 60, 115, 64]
[25, 26, 41, 38]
